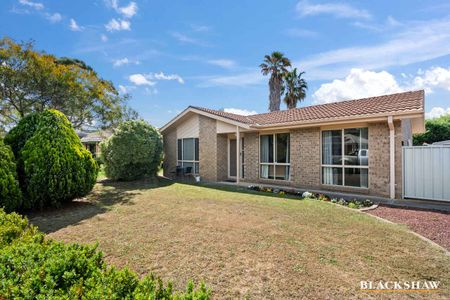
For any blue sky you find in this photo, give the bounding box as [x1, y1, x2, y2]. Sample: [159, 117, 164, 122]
[2, 0, 450, 127]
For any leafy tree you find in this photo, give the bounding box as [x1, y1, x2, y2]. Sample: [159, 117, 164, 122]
[260, 51, 291, 112]
[0, 139, 22, 212]
[283, 68, 308, 109]
[101, 120, 163, 181]
[413, 114, 450, 145]
[5, 109, 98, 209]
[0, 37, 137, 130]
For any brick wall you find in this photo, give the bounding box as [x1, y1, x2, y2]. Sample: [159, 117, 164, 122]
[291, 128, 321, 188]
[217, 134, 228, 181]
[368, 122, 390, 197]
[243, 132, 259, 182]
[162, 128, 177, 178]
[199, 115, 218, 181]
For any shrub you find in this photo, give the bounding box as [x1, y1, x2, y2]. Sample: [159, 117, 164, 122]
[101, 120, 163, 181]
[0, 209, 210, 299]
[5, 110, 98, 209]
[4, 113, 41, 156]
[0, 139, 22, 212]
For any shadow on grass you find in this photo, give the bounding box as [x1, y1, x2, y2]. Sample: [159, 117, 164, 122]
[27, 177, 174, 234]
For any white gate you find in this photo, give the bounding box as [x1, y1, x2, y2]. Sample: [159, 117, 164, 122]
[403, 146, 450, 202]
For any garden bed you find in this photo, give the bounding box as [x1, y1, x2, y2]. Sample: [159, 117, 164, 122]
[367, 205, 450, 251]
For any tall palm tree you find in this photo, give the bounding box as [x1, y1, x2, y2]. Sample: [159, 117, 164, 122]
[283, 68, 308, 109]
[260, 51, 291, 112]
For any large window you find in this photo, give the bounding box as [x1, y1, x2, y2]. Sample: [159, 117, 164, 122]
[322, 128, 368, 188]
[260, 133, 290, 180]
[177, 138, 199, 174]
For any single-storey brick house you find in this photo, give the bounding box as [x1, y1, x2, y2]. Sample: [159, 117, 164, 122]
[161, 90, 425, 199]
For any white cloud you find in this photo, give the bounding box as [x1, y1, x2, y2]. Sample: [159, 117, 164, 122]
[296, 18, 450, 81]
[412, 67, 450, 91]
[312, 68, 403, 104]
[117, 2, 137, 18]
[426, 107, 450, 119]
[113, 57, 139, 67]
[19, 0, 44, 10]
[105, 18, 131, 31]
[200, 71, 264, 87]
[207, 59, 236, 69]
[191, 24, 212, 32]
[45, 12, 62, 23]
[224, 108, 257, 116]
[170, 32, 208, 46]
[285, 28, 318, 38]
[101, 34, 108, 42]
[151, 72, 184, 84]
[118, 84, 135, 94]
[113, 58, 130, 67]
[105, 0, 138, 18]
[129, 74, 156, 86]
[69, 18, 83, 31]
[128, 72, 184, 87]
[296, 0, 371, 20]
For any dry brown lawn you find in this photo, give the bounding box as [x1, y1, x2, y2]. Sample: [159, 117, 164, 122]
[28, 179, 450, 299]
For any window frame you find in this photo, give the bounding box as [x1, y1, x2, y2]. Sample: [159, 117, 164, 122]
[177, 137, 199, 174]
[259, 132, 291, 181]
[320, 127, 369, 188]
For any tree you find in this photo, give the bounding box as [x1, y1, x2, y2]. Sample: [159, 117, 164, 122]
[100, 120, 163, 181]
[260, 51, 291, 112]
[413, 114, 450, 145]
[5, 109, 98, 209]
[283, 68, 308, 109]
[0, 37, 137, 130]
[0, 139, 22, 212]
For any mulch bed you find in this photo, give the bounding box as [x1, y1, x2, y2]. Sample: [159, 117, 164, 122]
[367, 205, 450, 251]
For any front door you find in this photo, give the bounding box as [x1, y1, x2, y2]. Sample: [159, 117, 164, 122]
[228, 138, 244, 178]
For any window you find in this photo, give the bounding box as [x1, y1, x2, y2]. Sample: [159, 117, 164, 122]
[177, 138, 199, 174]
[260, 133, 290, 180]
[322, 128, 368, 188]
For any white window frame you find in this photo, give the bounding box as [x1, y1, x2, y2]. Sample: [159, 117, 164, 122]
[259, 133, 291, 181]
[177, 138, 199, 174]
[320, 127, 369, 188]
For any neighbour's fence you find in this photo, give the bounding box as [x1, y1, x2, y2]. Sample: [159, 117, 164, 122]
[403, 146, 450, 202]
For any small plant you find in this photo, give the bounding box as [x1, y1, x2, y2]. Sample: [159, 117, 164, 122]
[279, 191, 286, 196]
[302, 191, 314, 198]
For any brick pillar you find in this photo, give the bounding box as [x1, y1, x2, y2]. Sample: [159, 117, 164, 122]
[243, 132, 259, 182]
[199, 115, 218, 181]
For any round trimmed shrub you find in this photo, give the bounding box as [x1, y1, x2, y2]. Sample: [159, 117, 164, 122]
[0, 140, 22, 212]
[101, 120, 163, 181]
[6, 109, 98, 209]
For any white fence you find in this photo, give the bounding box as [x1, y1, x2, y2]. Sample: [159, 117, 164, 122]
[403, 146, 450, 202]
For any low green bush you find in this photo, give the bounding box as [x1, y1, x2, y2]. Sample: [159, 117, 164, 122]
[101, 120, 163, 181]
[0, 139, 22, 212]
[0, 209, 210, 299]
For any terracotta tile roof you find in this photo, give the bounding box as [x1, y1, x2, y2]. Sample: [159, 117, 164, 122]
[192, 90, 424, 127]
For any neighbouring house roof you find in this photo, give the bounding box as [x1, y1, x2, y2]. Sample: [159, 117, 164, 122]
[80, 130, 112, 143]
[432, 140, 450, 145]
[161, 90, 424, 132]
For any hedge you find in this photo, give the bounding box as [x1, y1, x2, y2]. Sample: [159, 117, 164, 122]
[0, 209, 210, 299]
[101, 120, 163, 181]
[0, 139, 22, 212]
